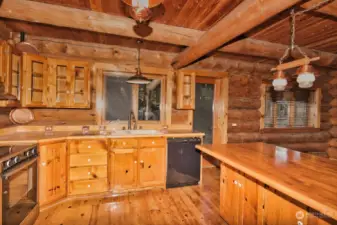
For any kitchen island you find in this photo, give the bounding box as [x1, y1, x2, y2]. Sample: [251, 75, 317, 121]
[196, 142, 337, 225]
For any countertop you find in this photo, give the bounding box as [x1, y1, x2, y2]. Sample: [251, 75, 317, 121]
[0, 130, 205, 145]
[196, 142, 337, 221]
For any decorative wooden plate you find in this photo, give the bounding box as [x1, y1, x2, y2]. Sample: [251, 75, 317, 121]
[9, 108, 34, 125]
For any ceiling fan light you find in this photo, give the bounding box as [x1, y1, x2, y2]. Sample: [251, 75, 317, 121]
[132, 0, 148, 8]
[127, 69, 151, 84]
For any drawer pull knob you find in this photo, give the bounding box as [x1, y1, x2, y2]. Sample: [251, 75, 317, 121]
[125, 170, 129, 174]
[88, 145, 91, 149]
[88, 172, 91, 175]
[148, 165, 152, 169]
[152, 141, 155, 144]
[88, 184, 91, 188]
[88, 159, 91, 162]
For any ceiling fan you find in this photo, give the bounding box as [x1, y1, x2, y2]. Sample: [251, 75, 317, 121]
[121, 0, 165, 37]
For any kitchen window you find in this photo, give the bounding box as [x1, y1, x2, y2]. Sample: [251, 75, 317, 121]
[103, 72, 165, 125]
[261, 85, 321, 130]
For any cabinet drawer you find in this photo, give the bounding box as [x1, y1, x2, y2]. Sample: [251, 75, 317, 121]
[139, 138, 166, 148]
[70, 153, 107, 167]
[70, 166, 107, 181]
[69, 140, 107, 154]
[111, 139, 138, 149]
[68, 179, 108, 195]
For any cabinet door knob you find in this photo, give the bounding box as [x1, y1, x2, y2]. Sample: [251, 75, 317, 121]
[233, 180, 238, 185]
[152, 141, 155, 144]
[88, 145, 91, 149]
[88, 172, 91, 175]
[41, 162, 46, 166]
[87, 184, 91, 188]
[238, 183, 242, 188]
[87, 158, 91, 162]
[125, 170, 129, 174]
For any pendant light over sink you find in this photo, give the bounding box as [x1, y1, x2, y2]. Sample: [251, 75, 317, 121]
[127, 40, 151, 85]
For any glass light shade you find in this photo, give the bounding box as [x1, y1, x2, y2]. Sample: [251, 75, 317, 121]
[272, 78, 288, 91]
[297, 72, 315, 88]
[132, 0, 149, 8]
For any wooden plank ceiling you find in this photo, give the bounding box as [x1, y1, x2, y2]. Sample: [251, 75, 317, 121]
[2, 0, 337, 62]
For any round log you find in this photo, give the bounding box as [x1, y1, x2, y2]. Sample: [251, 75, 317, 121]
[228, 97, 261, 109]
[320, 103, 332, 113]
[329, 107, 337, 118]
[228, 109, 260, 121]
[261, 131, 330, 143]
[327, 147, 337, 159]
[330, 126, 337, 138]
[228, 120, 260, 133]
[331, 118, 337, 126]
[320, 122, 332, 131]
[330, 99, 337, 107]
[228, 132, 261, 143]
[321, 113, 330, 123]
[329, 86, 337, 97]
[329, 138, 337, 147]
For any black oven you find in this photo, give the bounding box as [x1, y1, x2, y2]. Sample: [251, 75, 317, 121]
[1, 146, 38, 225]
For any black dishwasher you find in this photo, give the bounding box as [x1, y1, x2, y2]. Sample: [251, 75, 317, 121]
[166, 137, 202, 188]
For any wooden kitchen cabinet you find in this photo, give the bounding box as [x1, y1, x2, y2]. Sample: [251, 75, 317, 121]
[110, 138, 167, 191]
[220, 163, 258, 225]
[110, 149, 138, 190]
[39, 141, 67, 206]
[259, 187, 308, 225]
[48, 58, 90, 108]
[175, 71, 195, 110]
[22, 53, 48, 107]
[68, 139, 108, 195]
[138, 147, 166, 187]
[0, 41, 12, 94]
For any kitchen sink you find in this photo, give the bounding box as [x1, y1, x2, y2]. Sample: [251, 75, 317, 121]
[113, 130, 163, 135]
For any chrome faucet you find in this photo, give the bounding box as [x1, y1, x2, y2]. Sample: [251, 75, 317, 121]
[128, 111, 137, 130]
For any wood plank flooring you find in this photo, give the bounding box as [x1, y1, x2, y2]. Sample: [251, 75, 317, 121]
[34, 168, 226, 225]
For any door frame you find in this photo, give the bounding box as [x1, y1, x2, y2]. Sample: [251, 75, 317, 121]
[195, 76, 228, 145]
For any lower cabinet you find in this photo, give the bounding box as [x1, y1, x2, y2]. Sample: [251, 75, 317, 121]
[220, 163, 258, 225]
[110, 138, 167, 191]
[220, 163, 333, 225]
[110, 149, 138, 190]
[39, 142, 67, 206]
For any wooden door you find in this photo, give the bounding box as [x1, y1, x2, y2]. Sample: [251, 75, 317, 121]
[39, 144, 55, 206]
[22, 53, 48, 107]
[52, 142, 67, 201]
[48, 58, 71, 107]
[260, 187, 308, 225]
[69, 61, 90, 108]
[111, 149, 137, 190]
[138, 147, 166, 187]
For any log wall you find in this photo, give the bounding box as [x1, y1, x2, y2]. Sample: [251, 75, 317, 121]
[328, 70, 337, 158]
[227, 70, 333, 153]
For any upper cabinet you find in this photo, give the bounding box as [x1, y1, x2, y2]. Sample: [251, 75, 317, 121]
[21, 53, 91, 108]
[175, 71, 195, 110]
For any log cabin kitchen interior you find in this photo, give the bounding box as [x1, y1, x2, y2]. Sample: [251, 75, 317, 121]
[0, 0, 336, 224]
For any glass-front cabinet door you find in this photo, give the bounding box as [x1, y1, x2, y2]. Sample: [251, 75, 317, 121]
[48, 59, 71, 107]
[22, 53, 48, 107]
[69, 61, 90, 108]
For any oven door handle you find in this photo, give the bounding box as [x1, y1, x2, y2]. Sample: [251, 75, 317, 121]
[2, 158, 38, 179]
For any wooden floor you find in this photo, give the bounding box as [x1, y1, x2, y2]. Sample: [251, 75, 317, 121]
[34, 168, 226, 225]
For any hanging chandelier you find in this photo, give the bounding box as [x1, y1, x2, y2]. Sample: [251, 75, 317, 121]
[127, 40, 151, 85]
[271, 0, 333, 91]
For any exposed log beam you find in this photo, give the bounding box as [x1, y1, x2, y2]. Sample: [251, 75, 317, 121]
[171, 0, 303, 69]
[301, 0, 337, 18]
[0, 0, 337, 69]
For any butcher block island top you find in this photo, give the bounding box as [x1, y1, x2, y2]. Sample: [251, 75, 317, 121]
[196, 142, 337, 222]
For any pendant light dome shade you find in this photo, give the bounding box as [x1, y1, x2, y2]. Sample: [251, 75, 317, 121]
[272, 71, 287, 91]
[296, 65, 316, 88]
[127, 40, 151, 85]
[127, 68, 151, 84]
[122, 0, 163, 8]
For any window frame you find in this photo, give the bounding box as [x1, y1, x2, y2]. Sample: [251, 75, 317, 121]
[259, 84, 321, 133]
[100, 71, 166, 128]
